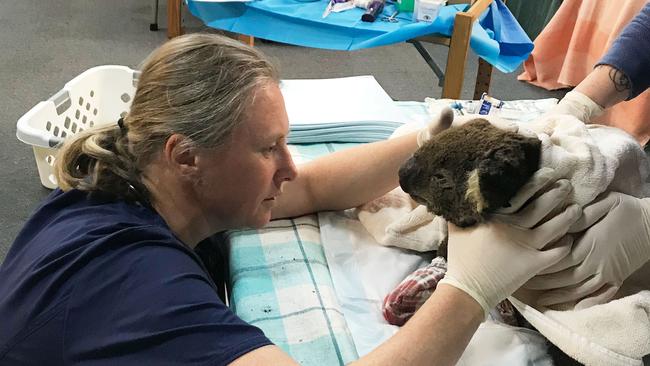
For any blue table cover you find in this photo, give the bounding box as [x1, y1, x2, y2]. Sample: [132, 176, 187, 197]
[186, 0, 532, 72]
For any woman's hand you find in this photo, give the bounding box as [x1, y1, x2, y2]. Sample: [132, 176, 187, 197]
[416, 106, 454, 147]
[525, 192, 650, 309]
[439, 180, 581, 316]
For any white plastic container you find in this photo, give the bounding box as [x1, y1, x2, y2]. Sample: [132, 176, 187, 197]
[16, 65, 138, 189]
[414, 0, 445, 22]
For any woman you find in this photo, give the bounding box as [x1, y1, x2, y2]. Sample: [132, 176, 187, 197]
[0, 33, 579, 365]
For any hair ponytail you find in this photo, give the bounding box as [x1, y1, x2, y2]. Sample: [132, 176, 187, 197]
[54, 121, 149, 203]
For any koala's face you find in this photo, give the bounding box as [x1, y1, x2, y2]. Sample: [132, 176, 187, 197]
[400, 157, 480, 226]
[399, 119, 541, 227]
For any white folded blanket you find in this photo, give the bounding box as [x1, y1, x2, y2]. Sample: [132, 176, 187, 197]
[358, 113, 650, 365]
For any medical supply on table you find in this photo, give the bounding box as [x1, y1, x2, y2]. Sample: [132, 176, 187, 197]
[477, 92, 504, 115]
[450, 101, 465, 115]
[413, 0, 444, 22]
[353, 0, 371, 9]
[360, 0, 386, 22]
[396, 0, 414, 13]
[322, 0, 355, 18]
[381, 10, 399, 22]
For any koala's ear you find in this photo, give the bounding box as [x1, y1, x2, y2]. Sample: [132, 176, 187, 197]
[476, 137, 541, 211]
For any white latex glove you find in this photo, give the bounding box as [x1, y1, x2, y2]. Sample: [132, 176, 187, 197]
[497, 167, 560, 214]
[439, 179, 581, 317]
[525, 192, 650, 309]
[546, 90, 604, 123]
[416, 106, 454, 147]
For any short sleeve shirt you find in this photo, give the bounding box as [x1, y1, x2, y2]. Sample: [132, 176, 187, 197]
[597, 3, 650, 100]
[0, 189, 272, 365]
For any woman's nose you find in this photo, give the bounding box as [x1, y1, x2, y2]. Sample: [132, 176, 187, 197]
[276, 146, 298, 184]
[282, 158, 298, 182]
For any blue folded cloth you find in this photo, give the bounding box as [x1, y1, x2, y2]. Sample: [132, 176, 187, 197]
[288, 123, 400, 143]
[186, 0, 532, 72]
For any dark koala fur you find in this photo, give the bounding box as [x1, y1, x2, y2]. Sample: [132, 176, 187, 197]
[399, 119, 541, 227]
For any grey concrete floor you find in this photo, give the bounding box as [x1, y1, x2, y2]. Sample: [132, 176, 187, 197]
[0, 1, 566, 262]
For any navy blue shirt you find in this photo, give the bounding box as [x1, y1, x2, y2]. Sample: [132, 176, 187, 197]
[0, 189, 271, 365]
[597, 3, 650, 100]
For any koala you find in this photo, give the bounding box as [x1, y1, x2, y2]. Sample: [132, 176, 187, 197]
[398, 118, 541, 227]
[398, 120, 586, 366]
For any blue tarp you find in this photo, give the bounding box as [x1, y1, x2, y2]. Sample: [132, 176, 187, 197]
[186, 0, 533, 73]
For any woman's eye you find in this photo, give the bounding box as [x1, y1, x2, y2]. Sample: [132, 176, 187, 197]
[262, 145, 277, 156]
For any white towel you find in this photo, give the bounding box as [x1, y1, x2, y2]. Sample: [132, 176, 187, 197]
[519, 114, 650, 205]
[510, 288, 650, 366]
[357, 188, 447, 252]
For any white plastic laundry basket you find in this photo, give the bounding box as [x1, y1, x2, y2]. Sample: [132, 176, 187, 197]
[16, 65, 139, 189]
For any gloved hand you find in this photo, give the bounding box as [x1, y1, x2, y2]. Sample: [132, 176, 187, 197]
[525, 192, 650, 309]
[417, 106, 454, 147]
[439, 179, 581, 317]
[545, 90, 604, 123]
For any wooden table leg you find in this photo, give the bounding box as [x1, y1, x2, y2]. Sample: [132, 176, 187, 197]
[473, 58, 492, 100]
[442, 12, 472, 99]
[167, 0, 182, 39]
[237, 34, 255, 47]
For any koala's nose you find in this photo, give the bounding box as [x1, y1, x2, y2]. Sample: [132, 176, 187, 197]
[398, 157, 420, 194]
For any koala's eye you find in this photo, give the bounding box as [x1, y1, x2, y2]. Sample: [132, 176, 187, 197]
[431, 171, 454, 190]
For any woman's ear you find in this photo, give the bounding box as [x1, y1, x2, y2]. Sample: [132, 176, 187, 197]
[164, 134, 199, 176]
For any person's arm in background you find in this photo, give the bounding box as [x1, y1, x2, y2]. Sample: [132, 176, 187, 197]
[552, 3, 650, 122]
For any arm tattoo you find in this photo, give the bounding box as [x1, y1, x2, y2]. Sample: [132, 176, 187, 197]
[608, 67, 632, 93]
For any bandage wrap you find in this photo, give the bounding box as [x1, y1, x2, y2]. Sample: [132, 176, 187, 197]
[382, 256, 521, 326]
[382, 256, 447, 326]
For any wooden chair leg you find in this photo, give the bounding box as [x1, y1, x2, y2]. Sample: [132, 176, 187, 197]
[237, 34, 255, 47]
[167, 0, 182, 39]
[150, 0, 160, 31]
[442, 12, 473, 99]
[473, 58, 492, 100]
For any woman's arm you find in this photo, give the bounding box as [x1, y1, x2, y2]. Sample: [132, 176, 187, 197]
[230, 285, 483, 366]
[272, 131, 419, 219]
[351, 284, 483, 366]
[550, 4, 649, 122]
[573, 65, 632, 110]
[594, 3, 650, 102]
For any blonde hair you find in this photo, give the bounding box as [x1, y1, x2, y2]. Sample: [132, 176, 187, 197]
[55, 33, 279, 202]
